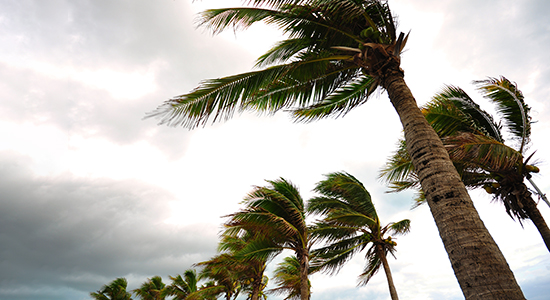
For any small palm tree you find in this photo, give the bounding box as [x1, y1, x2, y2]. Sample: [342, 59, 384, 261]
[308, 172, 410, 300]
[147, 1, 524, 297]
[269, 255, 310, 300]
[225, 178, 311, 300]
[133, 276, 166, 300]
[90, 277, 133, 300]
[380, 76, 550, 252]
[217, 230, 269, 300]
[165, 269, 200, 300]
[194, 254, 241, 300]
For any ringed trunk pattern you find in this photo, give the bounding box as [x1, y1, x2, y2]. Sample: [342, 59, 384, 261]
[382, 69, 525, 300]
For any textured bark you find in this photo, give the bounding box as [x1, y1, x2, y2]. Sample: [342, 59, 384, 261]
[522, 193, 550, 252]
[382, 69, 525, 299]
[377, 245, 399, 300]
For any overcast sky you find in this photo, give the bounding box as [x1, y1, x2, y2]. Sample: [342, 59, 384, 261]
[1, 1, 549, 299]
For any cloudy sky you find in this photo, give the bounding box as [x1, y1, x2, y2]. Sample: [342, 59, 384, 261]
[1, 0, 549, 299]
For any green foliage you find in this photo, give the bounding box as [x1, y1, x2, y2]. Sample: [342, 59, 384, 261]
[133, 276, 166, 300]
[148, 0, 408, 128]
[307, 172, 410, 286]
[90, 277, 133, 300]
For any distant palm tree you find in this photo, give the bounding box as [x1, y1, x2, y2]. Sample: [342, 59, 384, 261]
[380, 76, 550, 252]
[194, 254, 240, 300]
[90, 277, 133, 300]
[133, 276, 166, 300]
[269, 255, 310, 300]
[165, 269, 200, 300]
[307, 172, 410, 300]
[225, 178, 311, 300]
[148, 1, 524, 297]
[217, 230, 269, 300]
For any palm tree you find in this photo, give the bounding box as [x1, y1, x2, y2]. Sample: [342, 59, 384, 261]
[380, 77, 550, 252]
[90, 277, 133, 300]
[307, 171, 409, 300]
[269, 255, 310, 300]
[165, 269, 200, 300]
[194, 254, 241, 300]
[225, 178, 311, 300]
[148, 1, 524, 298]
[133, 276, 166, 300]
[217, 230, 269, 300]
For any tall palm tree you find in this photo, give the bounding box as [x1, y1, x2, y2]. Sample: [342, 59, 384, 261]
[90, 277, 133, 300]
[225, 178, 311, 300]
[165, 269, 200, 300]
[380, 77, 550, 252]
[307, 171, 409, 300]
[148, 1, 524, 298]
[269, 255, 310, 300]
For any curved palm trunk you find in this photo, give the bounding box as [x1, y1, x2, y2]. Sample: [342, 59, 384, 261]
[376, 244, 399, 300]
[382, 70, 525, 300]
[522, 193, 550, 252]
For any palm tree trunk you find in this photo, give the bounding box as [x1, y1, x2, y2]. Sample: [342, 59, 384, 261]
[522, 193, 550, 252]
[250, 274, 261, 300]
[382, 69, 525, 300]
[376, 244, 399, 300]
[297, 250, 310, 300]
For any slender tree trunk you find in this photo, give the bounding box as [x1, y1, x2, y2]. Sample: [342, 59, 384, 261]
[376, 244, 399, 300]
[522, 192, 550, 252]
[382, 69, 525, 299]
[297, 250, 310, 300]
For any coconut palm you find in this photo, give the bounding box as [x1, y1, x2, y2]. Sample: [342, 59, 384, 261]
[380, 77, 550, 252]
[217, 230, 269, 300]
[148, 1, 524, 298]
[165, 269, 200, 300]
[307, 172, 409, 300]
[193, 254, 241, 300]
[269, 255, 310, 300]
[133, 276, 166, 300]
[90, 277, 133, 300]
[225, 178, 311, 300]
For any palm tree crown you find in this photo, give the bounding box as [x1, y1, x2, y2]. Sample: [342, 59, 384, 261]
[307, 171, 410, 300]
[133, 276, 166, 300]
[148, 0, 408, 127]
[90, 277, 133, 300]
[225, 178, 311, 300]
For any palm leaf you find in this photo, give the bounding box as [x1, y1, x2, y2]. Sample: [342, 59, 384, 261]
[475, 76, 531, 152]
[443, 132, 523, 172]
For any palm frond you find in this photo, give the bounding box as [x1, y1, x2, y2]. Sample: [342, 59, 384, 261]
[475, 76, 531, 152]
[357, 246, 381, 286]
[388, 219, 411, 235]
[443, 132, 523, 172]
[378, 138, 414, 184]
[292, 75, 379, 122]
[427, 85, 503, 141]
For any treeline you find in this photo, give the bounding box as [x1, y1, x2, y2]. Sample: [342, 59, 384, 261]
[91, 172, 410, 300]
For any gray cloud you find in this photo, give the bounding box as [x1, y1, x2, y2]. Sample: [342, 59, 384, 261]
[0, 152, 218, 300]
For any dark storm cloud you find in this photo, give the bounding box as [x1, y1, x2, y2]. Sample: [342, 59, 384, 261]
[0, 152, 218, 300]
